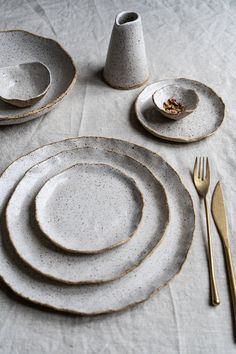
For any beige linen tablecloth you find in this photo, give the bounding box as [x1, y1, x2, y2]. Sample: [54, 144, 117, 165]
[0, 0, 235, 353]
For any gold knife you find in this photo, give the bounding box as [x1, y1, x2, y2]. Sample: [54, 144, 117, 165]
[212, 181, 236, 328]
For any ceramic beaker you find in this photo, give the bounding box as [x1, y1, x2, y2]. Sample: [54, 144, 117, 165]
[104, 11, 149, 89]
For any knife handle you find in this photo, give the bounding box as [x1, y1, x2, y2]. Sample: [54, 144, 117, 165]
[204, 198, 221, 306]
[224, 245, 236, 327]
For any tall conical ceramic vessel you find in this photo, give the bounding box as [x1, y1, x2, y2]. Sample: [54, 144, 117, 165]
[104, 11, 149, 89]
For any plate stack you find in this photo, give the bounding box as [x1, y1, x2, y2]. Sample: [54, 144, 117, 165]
[0, 137, 195, 315]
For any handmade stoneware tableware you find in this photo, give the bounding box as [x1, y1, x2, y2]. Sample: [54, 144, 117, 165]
[0, 30, 76, 124]
[104, 11, 149, 89]
[6, 147, 169, 284]
[0, 62, 51, 108]
[152, 85, 199, 120]
[35, 163, 144, 254]
[0, 137, 194, 315]
[136, 78, 225, 142]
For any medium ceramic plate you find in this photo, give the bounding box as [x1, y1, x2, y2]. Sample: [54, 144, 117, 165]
[0, 137, 195, 315]
[135, 78, 225, 142]
[35, 163, 144, 254]
[6, 147, 169, 284]
[0, 30, 76, 125]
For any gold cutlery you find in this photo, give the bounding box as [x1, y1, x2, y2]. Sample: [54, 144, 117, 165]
[212, 182, 236, 326]
[193, 157, 220, 306]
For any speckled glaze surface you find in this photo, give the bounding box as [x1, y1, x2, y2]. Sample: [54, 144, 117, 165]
[6, 147, 169, 284]
[0, 137, 194, 315]
[104, 11, 149, 89]
[136, 78, 225, 142]
[0, 62, 51, 108]
[35, 163, 144, 254]
[152, 85, 199, 120]
[0, 30, 76, 124]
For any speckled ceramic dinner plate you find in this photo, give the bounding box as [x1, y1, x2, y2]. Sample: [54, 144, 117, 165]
[6, 147, 169, 284]
[0, 137, 195, 315]
[135, 78, 225, 142]
[0, 30, 76, 125]
[35, 163, 144, 254]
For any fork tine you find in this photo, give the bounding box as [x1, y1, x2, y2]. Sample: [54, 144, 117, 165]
[198, 156, 202, 179]
[206, 157, 210, 180]
[202, 157, 205, 180]
[198, 157, 200, 179]
[194, 157, 198, 178]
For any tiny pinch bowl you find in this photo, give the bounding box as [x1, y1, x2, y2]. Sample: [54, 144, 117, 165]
[152, 85, 199, 120]
[0, 62, 51, 108]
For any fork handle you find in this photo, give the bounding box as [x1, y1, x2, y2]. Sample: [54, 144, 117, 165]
[204, 198, 221, 306]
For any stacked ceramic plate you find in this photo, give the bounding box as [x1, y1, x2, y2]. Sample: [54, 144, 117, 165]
[0, 137, 195, 315]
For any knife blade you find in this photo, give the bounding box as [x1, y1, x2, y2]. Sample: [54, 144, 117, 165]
[211, 181, 236, 333]
[211, 181, 229, 248]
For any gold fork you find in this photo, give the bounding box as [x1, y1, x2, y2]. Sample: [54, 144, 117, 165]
[193, 157, 220, 306]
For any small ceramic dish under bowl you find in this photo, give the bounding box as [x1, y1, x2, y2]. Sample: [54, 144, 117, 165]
[0, 30, 76, 125]
[135, 78, 225, 143]
[152, 85, 199, 120]
[0, 62, 51, 108]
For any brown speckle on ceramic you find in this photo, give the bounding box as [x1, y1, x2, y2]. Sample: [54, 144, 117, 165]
[6, 147, 169, 284]
[104, 11, 149, 90]
[136, 78, 225, 142]
[35, 163, 144, 254]
[0, 137, 195, 315]
[0, 62, 51, 108]
[152, 85, 199, 120]
[0, 30, 76, 124]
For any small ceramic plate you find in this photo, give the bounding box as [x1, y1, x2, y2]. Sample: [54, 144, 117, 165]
[0, 137, 194, 315]
[135, 78, 225, 142]
[35, 163, 144, 254]
[0, 30, 76, 124]
[6, 147, 169, 284]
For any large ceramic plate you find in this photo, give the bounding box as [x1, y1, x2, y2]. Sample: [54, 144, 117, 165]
[0, 137, 195, 315]
[6, 147, 169, 284]
[35, 163, 144, 254]
[0, 30, 76, 125]
[135, 78, 225, 142]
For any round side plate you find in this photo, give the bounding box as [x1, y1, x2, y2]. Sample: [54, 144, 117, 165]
[135, 78, 225, 143]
